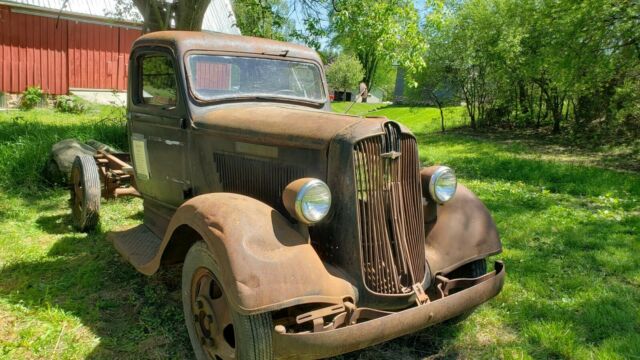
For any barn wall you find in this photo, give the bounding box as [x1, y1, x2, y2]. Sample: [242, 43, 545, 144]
[0, 5, 141, 95]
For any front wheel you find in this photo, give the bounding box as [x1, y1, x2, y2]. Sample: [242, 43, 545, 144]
[182, 241, 274, 360]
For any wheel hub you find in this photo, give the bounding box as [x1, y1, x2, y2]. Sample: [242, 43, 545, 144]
[191, 268, 235, 360]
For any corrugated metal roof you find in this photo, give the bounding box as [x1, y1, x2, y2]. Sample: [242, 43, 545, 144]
[0, 0, 240, 34]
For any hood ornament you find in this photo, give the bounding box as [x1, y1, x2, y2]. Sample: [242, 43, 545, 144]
[381, 151, 401, 160]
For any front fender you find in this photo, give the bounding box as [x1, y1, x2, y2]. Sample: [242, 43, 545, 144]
[162, 193, 356, 314]
[424, 182, 502, 275]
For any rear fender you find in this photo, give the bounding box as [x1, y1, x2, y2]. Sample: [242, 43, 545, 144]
[159, 193, 356, 314]
[421, 168, 502, 275]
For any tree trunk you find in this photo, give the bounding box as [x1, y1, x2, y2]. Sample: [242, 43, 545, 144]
[536, 87, 543, 127]
[357, 49, 378, 91]
[462, 85, 476, 130]
[518, 81, 529, 115]
[552, 108, 562, 134]
[431, 91, 445, 132]
[175, 0, 211, 30]
[133, 0, 211, 32]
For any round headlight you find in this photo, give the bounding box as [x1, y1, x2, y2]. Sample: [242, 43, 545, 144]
[283, 178, 332, 224]
[429, 166, 457, 203]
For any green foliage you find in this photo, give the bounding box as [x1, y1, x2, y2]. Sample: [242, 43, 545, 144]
[232, 0, 328, 50]
[330, 0, 425, 89]
[420, 0, 640, 141]
[0, 107, 127, 191]
[232, 0, 292, 41]
[54, 95, 86, 114]
[19, 86, 44, 111]
[325, 54, 365, 93]
[372, 61, 397, 101]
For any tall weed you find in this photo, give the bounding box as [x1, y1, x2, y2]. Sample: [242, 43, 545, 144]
[0, 107, 127, 192]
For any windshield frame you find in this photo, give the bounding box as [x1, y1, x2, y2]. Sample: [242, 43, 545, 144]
[183, 50, 328, 106]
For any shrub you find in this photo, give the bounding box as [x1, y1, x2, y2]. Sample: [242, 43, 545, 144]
[19, 86, 44, 110]
[55, 95, 86, 114]
[326, 54, 365, 96]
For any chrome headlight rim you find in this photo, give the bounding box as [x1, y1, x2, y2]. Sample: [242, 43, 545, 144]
[293, 178, 332, 224]
[428, 166, 457, 204]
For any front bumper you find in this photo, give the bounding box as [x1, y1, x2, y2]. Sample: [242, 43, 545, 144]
[273, 261, 505, 359]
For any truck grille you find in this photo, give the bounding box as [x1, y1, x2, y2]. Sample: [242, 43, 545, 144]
[353, 123, 426, 294]
[214, 153, 304, 215]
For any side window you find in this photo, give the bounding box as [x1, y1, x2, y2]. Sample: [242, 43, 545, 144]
[140, 54, 177, 106]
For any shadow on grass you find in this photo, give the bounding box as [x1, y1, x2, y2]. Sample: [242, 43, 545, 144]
[417, 133, 640, 199]
[36, 213, 72, 234]
[0, 216, 192, 359]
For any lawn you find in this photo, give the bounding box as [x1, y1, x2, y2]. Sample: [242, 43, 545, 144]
[0, 105, 639, 359]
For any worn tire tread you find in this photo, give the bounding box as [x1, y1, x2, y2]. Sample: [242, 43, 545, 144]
[183, 241, 274, 360]
[71, 155, 100, 231]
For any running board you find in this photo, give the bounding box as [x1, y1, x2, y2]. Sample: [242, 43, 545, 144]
[108, 224, 162, 273]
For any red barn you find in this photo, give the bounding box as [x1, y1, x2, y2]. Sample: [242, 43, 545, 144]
[0, 0, 240, 96]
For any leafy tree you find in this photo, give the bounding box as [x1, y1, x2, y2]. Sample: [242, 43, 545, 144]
[325, 54, 365, 96]
[330, 0, 425, 90]
[420, 0, 640, 139]
[232, 0, 292, 41]
[233, 0, 329, 50]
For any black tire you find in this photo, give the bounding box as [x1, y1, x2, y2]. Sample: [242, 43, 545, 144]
[445, 259, 487, 324]
[182, 241, 274, 360]
[70, 155, 101, 231]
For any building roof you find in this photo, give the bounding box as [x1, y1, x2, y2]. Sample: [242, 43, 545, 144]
[0, 0, 241, 33]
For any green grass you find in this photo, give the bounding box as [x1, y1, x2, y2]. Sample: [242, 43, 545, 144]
[330, 101, 389, 115]
[1, 106, 639, 359]
[331, 101, 470, 133]
[0, 107, 128, 191]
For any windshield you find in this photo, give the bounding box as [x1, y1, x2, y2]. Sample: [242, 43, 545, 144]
[186, 55, 326, 103]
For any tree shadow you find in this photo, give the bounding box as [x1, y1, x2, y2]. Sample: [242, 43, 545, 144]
[0, 229, 192, 359]
[36, 213, 73, 234]
[417, 133, 640, 199]
[332, 322, 463, 359]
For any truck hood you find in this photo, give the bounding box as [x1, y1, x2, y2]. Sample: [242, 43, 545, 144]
[192, 104, 375, 150]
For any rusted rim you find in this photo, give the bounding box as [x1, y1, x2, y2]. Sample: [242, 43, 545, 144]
[191, 267, 236, 360]
[71, 163, 84, 219]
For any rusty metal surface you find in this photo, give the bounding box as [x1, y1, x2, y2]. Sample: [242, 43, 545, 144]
[422, 167, 502, 275]
[135, 31, 321, 65]
[273, 261, 505, 359]
[138, 193, 357, 314]
[94, 150, 140, 199]
[213, 152, 304, 217]
[109, 224, 162, 269]
[192, 104, 364, 150]
[353, 124, 427, 295]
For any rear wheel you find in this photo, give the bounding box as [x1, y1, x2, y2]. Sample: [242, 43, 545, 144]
[182, 241, 274, 360]
[445, 259, 487, 324]
[70, 155, 100, 231]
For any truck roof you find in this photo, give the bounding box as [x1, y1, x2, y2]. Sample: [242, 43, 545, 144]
[134, 31, 322, 64]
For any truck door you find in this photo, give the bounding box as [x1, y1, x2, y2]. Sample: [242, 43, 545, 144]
[128, 47, 190, 208]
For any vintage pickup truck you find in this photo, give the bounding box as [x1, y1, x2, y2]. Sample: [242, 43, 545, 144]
[69, 31, 505, 359]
